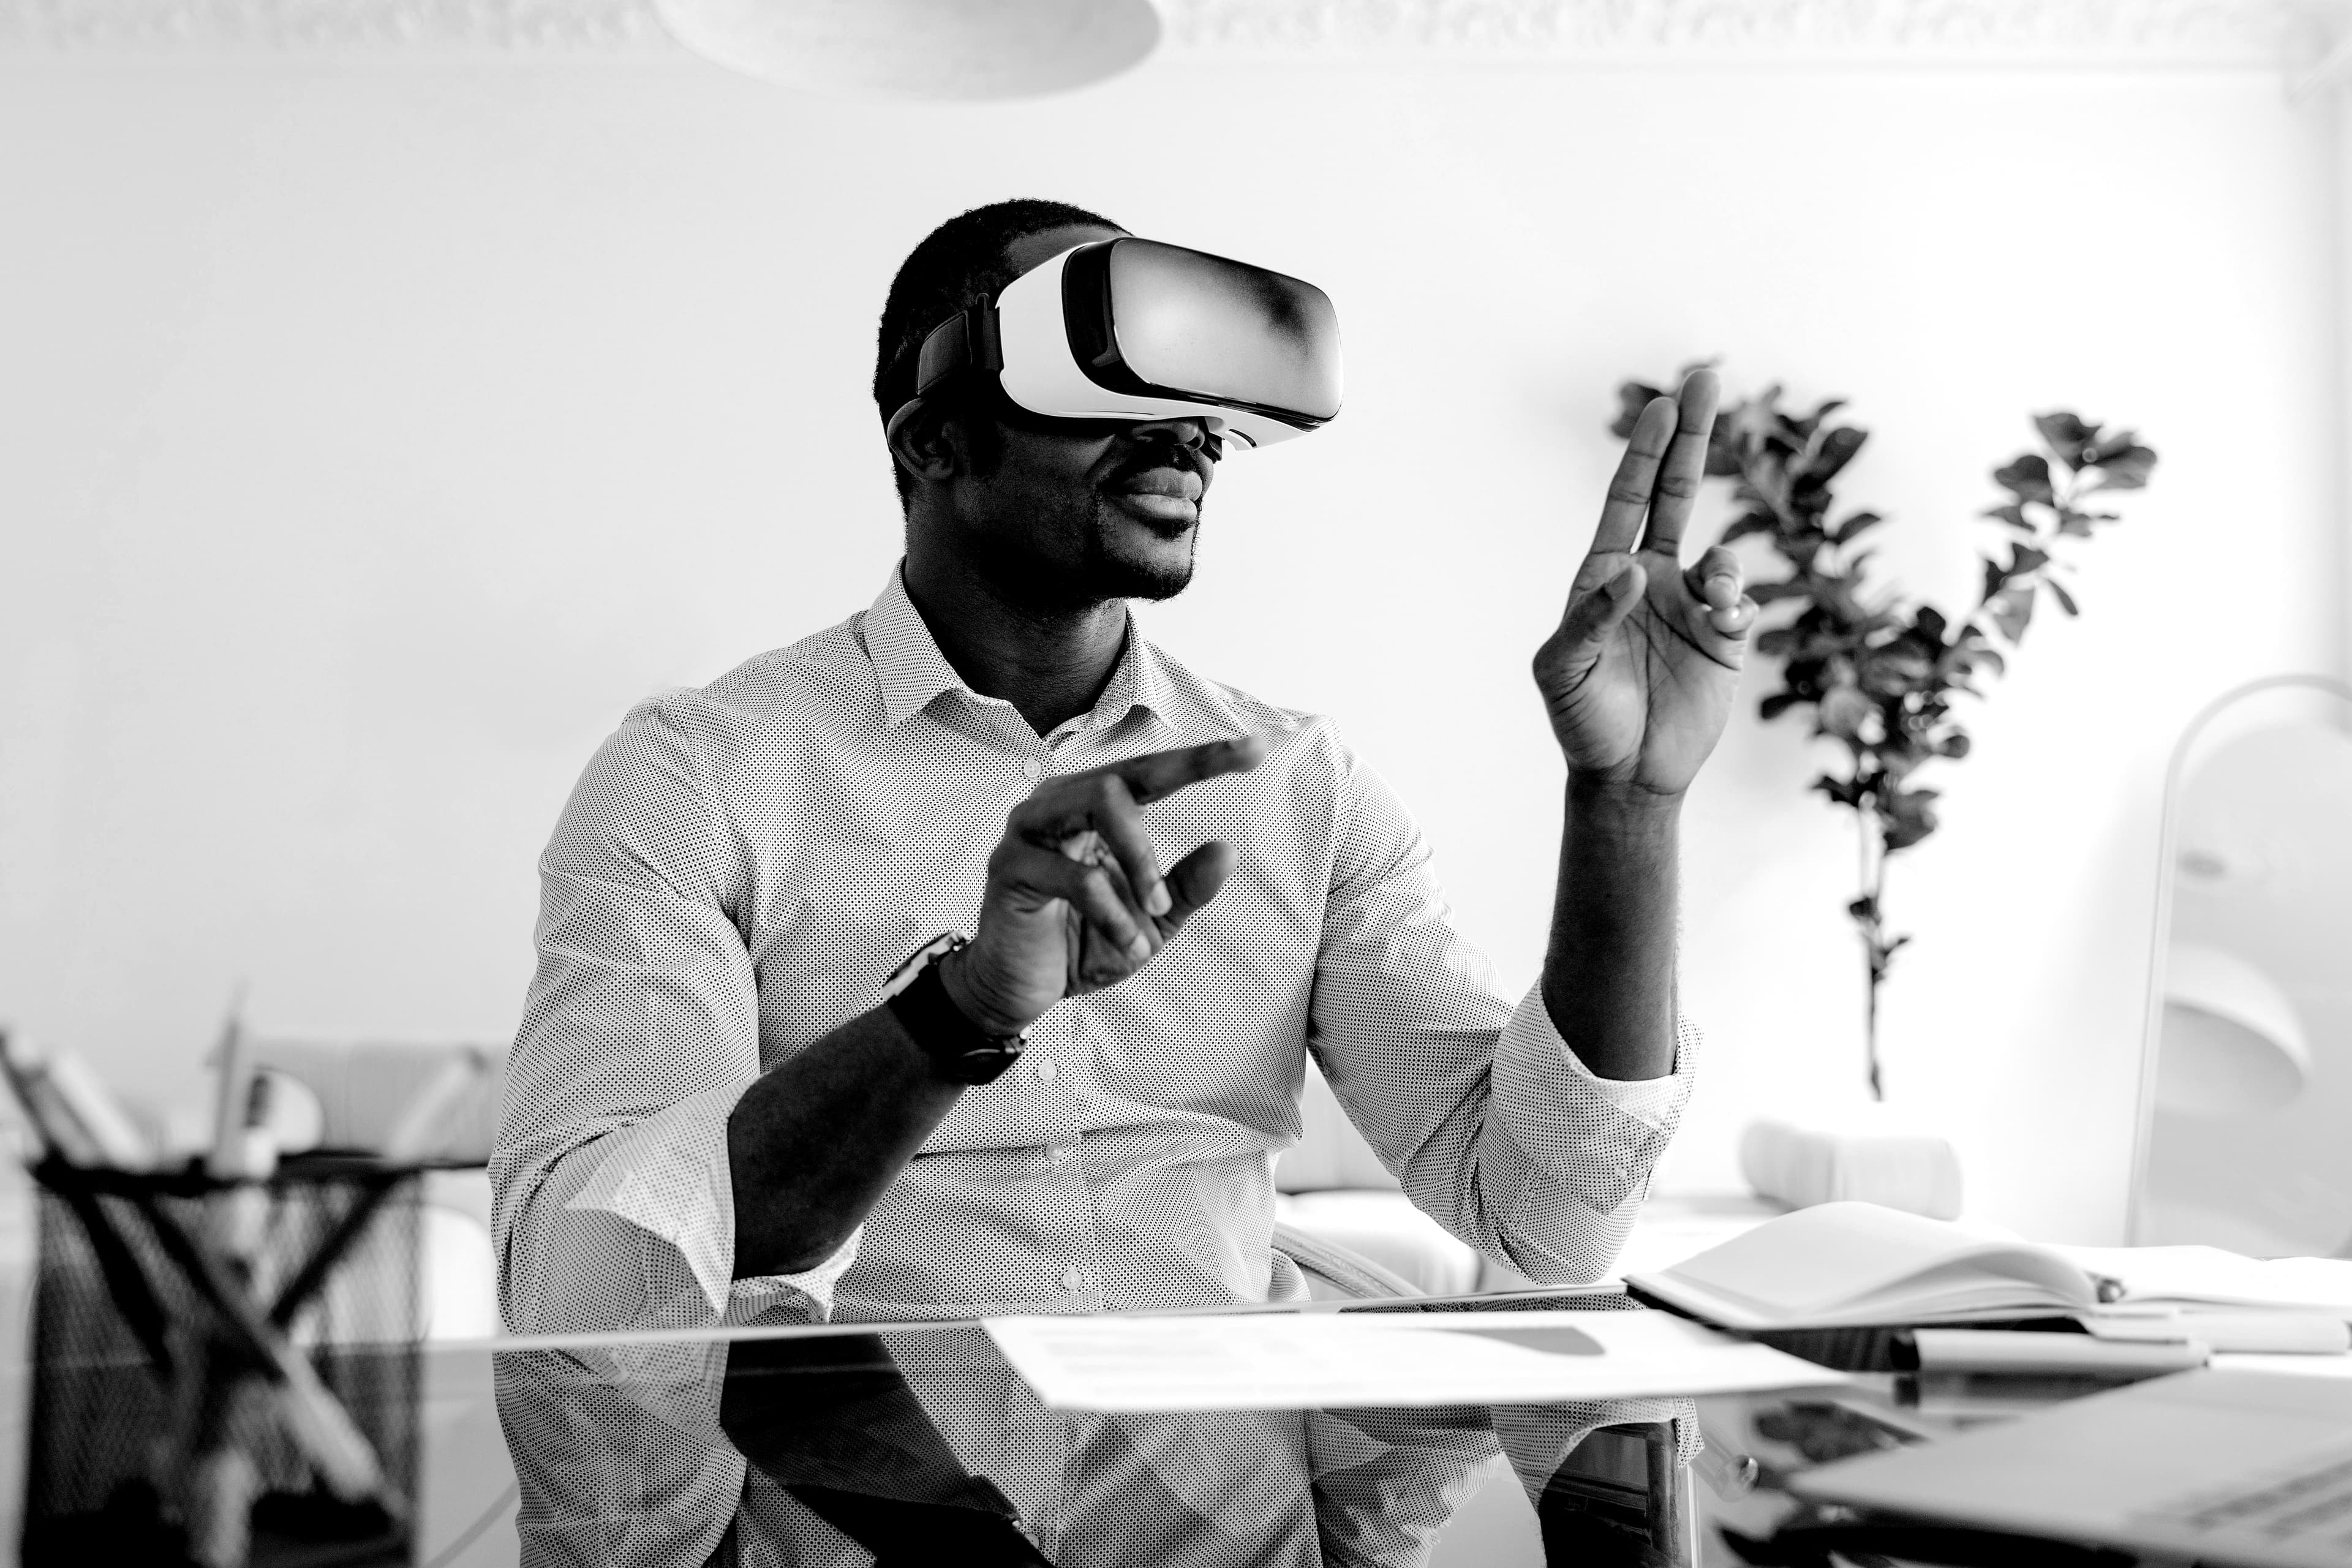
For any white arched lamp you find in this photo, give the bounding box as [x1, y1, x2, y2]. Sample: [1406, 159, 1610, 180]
[2128, 673, 2352, 1243]
[651, 0, 1163, 99]
[2155, 941, 2311, 1118]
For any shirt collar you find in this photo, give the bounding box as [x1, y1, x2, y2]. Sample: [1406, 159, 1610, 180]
[866, 563, 1178, 736]
[867, 565, 967, 726]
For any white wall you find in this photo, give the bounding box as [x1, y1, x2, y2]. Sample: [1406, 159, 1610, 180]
[1, 57, 2340, 1242]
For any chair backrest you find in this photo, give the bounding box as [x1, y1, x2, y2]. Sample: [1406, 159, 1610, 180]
[1273, 1058, 1402, 1194]
[246, 1039, 507, 1164]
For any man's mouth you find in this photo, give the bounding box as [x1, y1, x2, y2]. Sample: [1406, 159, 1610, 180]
[1107, 464, 1205, 527]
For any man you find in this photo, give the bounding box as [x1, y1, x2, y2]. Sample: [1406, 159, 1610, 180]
[492, 197, 1753, 1562]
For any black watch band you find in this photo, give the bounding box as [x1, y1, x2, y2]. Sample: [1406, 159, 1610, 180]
[886, 944, 1027, 1085]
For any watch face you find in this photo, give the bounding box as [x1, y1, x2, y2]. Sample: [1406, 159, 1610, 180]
[882, 932, 966, 1001]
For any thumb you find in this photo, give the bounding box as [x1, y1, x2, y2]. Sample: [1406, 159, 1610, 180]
[1549, 561, 1646, 663]
[1160, 840, 1237, 930]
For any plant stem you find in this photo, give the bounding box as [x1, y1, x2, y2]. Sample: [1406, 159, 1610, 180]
[1856, 808, 1884, 1102]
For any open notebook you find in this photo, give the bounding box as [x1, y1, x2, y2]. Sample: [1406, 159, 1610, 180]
[1626, 1202, 2352, 1331]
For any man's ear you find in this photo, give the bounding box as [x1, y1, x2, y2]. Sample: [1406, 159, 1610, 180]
[884, 397, 963, 488]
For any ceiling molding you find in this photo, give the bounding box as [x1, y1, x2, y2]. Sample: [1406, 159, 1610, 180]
[0, 1, 676, 52]
[0, 0, 2334, 67]
[1164, 2, 2329, 65]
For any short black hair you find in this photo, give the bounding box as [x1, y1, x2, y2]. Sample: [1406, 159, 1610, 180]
[873, 199, 1122, 501]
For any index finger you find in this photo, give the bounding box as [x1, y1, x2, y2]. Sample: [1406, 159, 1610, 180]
[1637, 369, 1720, 562]
[1098, 734, 1268, 805]
[1590, 394, 1675, 560]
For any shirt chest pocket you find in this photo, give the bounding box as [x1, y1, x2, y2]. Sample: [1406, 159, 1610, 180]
[748, 835, 995, 1069]
[1068, 927, 1317, 1136]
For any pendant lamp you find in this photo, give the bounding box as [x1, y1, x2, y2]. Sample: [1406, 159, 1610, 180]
[651, 0, 1163, 99]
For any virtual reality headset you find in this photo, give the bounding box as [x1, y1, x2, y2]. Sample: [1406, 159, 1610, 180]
[901, 238, 1343, 451]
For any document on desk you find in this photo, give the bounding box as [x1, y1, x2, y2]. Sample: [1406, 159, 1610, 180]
[983, 1308, 1842, 1412]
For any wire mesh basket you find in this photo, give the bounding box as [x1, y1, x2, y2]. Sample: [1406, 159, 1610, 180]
[24, 1156, 422, 1567]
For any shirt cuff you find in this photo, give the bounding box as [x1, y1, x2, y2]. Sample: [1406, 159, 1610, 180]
[564, 1079, 861, 1321]
[1536, 990, 1697, 1131]
[1493, 980, 1699, 1205]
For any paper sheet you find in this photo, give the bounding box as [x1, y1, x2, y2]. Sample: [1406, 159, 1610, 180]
[982, 1309, 1843, 1412]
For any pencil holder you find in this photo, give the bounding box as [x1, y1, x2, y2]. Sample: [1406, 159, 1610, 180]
[22, 1156, 423, 1568]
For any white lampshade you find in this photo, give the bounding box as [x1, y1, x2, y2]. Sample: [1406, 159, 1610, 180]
[2155, 941, 2311, 1117]
[652, 0, 1163, 100]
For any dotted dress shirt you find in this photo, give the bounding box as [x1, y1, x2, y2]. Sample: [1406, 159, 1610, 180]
[490, 565, 1700, 1565]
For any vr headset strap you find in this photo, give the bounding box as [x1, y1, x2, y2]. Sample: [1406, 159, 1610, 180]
[911, 306, 1004, 403]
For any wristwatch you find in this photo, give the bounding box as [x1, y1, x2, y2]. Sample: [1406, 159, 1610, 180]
[880, 933, 1028, 1085]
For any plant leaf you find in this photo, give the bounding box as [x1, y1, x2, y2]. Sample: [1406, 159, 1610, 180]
[1833, 510, 1888, 544]
[1611, 381, 1670, 439]
[1988, 582, 2037, 641]
[1880, 785, 1942, 851]
[1812, 426, 1868, 484]
[1814, 774, 1869, 809]
[1981, 556, 2012, 602]
[1992, 454, 2056, 503]
[2033, 411, 2097, 467]
[2087, 443, 2157, 492]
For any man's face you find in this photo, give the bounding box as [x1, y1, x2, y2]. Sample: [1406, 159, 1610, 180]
[945, 224, 1219, 610]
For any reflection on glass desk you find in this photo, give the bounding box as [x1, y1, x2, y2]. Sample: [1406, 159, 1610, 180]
[28, 1290, 2241, 1566]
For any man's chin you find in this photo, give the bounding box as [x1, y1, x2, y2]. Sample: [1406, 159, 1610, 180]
[1091, 551, 1195, 602]
[1088, 511, 1197, 601]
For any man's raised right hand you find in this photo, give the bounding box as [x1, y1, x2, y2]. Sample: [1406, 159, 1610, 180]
[938, 736, 1267, 1039]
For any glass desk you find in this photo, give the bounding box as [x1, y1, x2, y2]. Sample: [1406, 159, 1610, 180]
[24, 1289, 2183, 1567]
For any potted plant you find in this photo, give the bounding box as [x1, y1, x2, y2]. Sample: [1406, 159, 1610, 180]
[1611, 374, 2157, 1100]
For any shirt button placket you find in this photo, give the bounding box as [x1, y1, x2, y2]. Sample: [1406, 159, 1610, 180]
[1055, 1016, 1099, 1303]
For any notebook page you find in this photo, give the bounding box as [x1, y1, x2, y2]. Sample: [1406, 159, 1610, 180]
[1660, 1202, 2093, 1318]
[2057, 1245, 2352, 1313]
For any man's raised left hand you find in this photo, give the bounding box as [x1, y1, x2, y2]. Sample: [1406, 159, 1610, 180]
[1532, 368, 1758, 797]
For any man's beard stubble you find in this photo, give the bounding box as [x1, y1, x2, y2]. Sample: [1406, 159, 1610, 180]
[1082, 494, 1197, 603]
[1084, 431, 1208, 603]
[962, 494, 1198, 612]
[959, 411, 1207, 609]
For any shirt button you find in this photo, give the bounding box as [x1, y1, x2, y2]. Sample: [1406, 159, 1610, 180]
[1022, 758, 1043, 781]
[1033, 1057, 1058, 1084]
[1063, 1267, 1093, 1292]
[1047, 1145, 1075, 1165]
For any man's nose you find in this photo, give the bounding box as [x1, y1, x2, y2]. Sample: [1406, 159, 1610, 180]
[1128, 416, 1212, 451]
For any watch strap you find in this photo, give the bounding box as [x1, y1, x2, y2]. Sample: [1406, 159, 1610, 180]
[886, 940, 1026, 1086]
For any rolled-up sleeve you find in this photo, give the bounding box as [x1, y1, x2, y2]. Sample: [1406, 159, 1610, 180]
[491, 695, 855, 1333]
[1308, 745, 1698, 1286]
